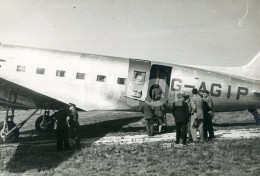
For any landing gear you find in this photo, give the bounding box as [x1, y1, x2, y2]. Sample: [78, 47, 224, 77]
[248, 108, 260, 125]
[35, 110, 54, 132]
[0, 121, 19, 143]
[0, 109, 39, 143]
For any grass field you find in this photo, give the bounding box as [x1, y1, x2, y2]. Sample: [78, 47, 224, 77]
[0, 110, 260, 175]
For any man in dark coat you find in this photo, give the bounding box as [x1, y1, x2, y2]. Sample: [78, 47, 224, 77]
[68, 103, 81, 149]
[203, 90, 215, 140]
[184, 95, 192, 141]
[54, 109, 70, 151]
[141, 98, 154, 136]
[172, 93, 189, 145]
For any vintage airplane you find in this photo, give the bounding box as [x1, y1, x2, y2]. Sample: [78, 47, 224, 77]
[0, 43, 260, 142]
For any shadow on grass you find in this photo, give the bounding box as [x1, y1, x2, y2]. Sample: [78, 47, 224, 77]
[119, 125, 175, 134]
[6, 116, 143, 173]
[5, 143, 75, 173]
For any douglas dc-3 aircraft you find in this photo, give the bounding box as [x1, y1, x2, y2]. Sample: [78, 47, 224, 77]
[0, 43, 260, 142]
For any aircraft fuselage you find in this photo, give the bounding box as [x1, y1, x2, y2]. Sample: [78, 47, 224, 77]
[0, 44, 260, 112]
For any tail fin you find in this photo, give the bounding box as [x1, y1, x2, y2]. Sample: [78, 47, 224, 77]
[242, 52, 260, 79]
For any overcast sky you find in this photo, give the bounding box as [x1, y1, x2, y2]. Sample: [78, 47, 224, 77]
[0, 0, 260, 66]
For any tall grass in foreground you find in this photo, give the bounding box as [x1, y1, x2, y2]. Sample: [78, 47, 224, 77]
[0, 137, 259, 176]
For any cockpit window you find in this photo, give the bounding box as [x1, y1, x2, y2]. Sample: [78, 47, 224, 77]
[36, 68, 45, 75]
[133, 71, 146, 83]
[17, 65, 26, 72]
[56, 70, 65, 77]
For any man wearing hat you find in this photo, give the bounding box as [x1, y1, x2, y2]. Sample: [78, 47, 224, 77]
[172, 93, 189, 145]
[202, 90, 215, 140]
[152, 84, 163, 102]
[183, 94, 192, 142]
[190, 88, 205, 143]
[141, 97, 154, 136]
[68, 103, 81, 148]
[53, 109, 70, 151]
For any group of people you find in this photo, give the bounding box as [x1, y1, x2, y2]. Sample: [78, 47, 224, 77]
[141, 84, 166, 136]
[142, 87, 215, 146]
[141, 97, 165, 136]
[54, 87, 214, 150]
[173, 88, 215, 145]
[53, 103, 81, 151]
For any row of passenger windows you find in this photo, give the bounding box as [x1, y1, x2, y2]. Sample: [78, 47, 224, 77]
[16, 65, 127, 85]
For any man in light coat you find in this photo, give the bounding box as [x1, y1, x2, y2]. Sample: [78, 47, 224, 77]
[190, 88, 205, 143]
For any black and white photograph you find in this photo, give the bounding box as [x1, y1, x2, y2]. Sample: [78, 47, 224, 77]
[0, 0, 260, 175]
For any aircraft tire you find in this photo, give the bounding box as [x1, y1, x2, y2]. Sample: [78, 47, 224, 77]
[0, 121, 19, 143]
[35, 115, 54, 132]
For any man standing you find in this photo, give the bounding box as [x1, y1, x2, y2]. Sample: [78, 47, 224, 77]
[153, 101, 165, 134]
[54, 109, 70, 151]
[172, 93, 189, 145]
[190, 88, 205, 143]
[152, 84, 163, 102]
[184, 95, 192, 142]
[203, 90, 215, 140]
[141, 98, 154, 136]
[68, 103, 81, 149]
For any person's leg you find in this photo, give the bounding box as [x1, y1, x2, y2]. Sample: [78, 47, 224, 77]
[203, 117, 208, 141]
[175, 122, 181, 144]
[56, 130, 62, 151]
[149, 119, 154, 136]
[187, 121, 192, 141]
[158, 117, 163, 133]
[63, 127, 70, 150]
[181, 122, 187, 145]
[158, 125, 162, 133]
[190, 115, 198, 142]
[75, 122, 81, 148]
[198, 120, 205, 143]
[145, 119, 151, 136]
[208, 114, 215, 139]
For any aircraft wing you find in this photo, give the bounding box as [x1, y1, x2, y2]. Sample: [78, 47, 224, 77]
[0, 77, 68, 110]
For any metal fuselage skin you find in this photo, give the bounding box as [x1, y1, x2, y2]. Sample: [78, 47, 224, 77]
[0, 45, 260, 112]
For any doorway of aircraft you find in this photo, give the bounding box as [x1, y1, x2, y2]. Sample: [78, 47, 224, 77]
[147, 65, 172, 103]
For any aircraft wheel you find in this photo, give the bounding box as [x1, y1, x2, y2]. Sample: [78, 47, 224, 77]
[35, 115, 54, 132]
[0, 121, 19, 143]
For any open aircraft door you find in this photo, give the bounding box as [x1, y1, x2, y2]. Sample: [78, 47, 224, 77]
[126, 59, 151, 101]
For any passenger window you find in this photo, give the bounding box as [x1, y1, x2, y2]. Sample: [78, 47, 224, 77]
[76, 72, 85, 80]
[97, 75, 106, 82]
[36, 68, 45, 75]
[17, 65, 26, 72]
[133, 71, 146, 83]
[56, 70, 65, 77]
[117, 78, 126, 85]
